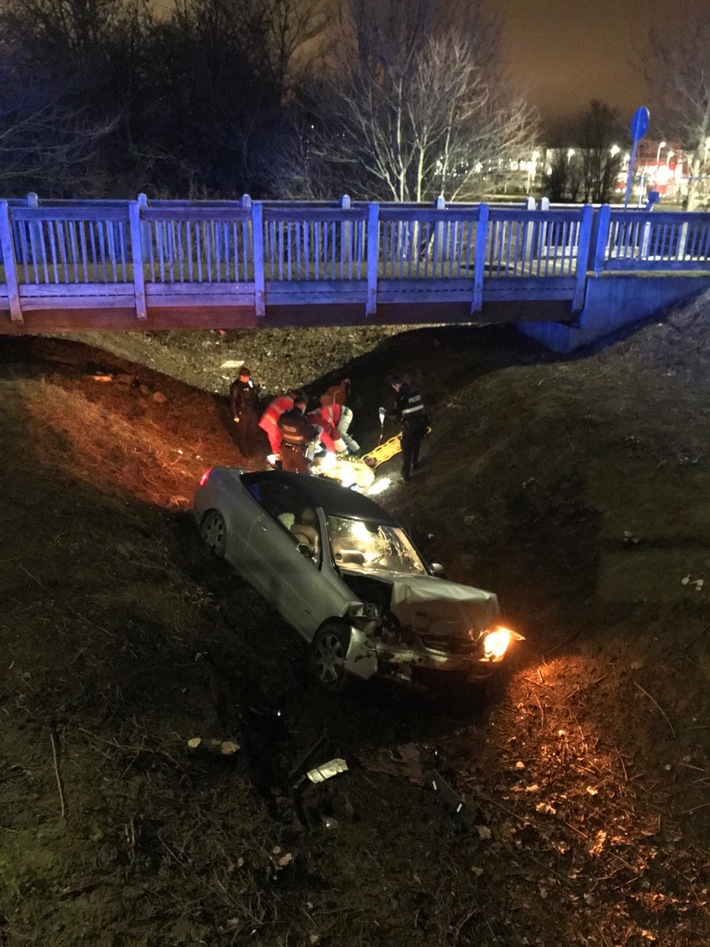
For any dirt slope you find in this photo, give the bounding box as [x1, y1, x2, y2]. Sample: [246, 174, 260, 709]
[0, 305, 709, 947]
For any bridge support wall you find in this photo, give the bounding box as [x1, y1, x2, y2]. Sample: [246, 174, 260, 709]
[519, 275, 710, 354]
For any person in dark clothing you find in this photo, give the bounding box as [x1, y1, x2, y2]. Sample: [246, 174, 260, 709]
[390, 375, 428, 482]
[277, 396, 320, 475]
[229, 365, 261, 455]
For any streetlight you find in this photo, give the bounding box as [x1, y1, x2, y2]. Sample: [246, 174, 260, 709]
[655, 140, 667, 171]
[567, 148, 575, 161]
[526, 150, 540, 193]
[610, 144, 620, 157]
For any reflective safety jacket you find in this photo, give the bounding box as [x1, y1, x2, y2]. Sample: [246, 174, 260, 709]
[306, 411, 338, 453]
[395, 382, 427, 426]
[278, 408, 319, 449]
[258, 394, 295, 440]
[315, 403, 343, 430]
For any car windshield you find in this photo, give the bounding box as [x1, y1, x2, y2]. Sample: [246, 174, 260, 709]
[326, 515, 428, 575]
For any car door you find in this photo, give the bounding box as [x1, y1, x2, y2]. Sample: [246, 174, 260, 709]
[207, 469, 265, 577]
[243, 478, 330, 637]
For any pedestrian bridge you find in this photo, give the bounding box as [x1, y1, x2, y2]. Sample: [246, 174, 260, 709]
[1, 194, 709, 351]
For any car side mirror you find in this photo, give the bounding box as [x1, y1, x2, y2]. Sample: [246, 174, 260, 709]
[429, 562, 445, 576]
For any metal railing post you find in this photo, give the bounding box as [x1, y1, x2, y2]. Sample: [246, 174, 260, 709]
[341, 195, 351, 282]
[252, 201, 265, 317]
[0, 202, 22, 323]
[137, 193, 150, 264]
[593, 205, 612, 275]
[471, 203, 489, 314]
[366, 202, 380, 316]
[128, 200, 147, 320]
[434, 195, 445, 268]
[572, 204, 593, 312]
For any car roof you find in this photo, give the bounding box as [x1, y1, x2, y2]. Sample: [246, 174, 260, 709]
[240, 469, 399, 524]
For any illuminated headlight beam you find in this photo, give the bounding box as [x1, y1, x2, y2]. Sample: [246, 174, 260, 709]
[367, 476, 392, 496]
[482, 626, 519, 660]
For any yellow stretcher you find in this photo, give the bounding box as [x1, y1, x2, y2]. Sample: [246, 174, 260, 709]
[361, 433, 404, 470]
[361, 428, 432, 471]
[312, 428, 431, 492]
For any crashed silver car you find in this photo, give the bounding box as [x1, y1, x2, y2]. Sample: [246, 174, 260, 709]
[194, 468, 521, 690]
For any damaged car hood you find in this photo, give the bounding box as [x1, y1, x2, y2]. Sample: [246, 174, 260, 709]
[388, 574, 500, 639]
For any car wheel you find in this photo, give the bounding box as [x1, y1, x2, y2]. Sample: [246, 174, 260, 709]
[200, 510, 227, 557]
[309, 623, 352, 691]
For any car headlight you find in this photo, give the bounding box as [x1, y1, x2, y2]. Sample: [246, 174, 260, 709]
[482, 626, 522, 660]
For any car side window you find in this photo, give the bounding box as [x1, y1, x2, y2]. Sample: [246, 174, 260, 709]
[243, 476, 320, 562]
[246, 478, 304, 532]
[247, 479, 294, 520]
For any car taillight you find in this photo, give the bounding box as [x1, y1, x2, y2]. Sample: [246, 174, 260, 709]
[199, 468, 212, 486]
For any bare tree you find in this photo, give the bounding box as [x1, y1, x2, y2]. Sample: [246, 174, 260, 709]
[261, 0, 330, 92]
[543, 149, 583, 204]
[342, 0, 500, 78]
[148, 0, 330, 194]
[0, 0, 329, 196]
[577, 101, 624, 203]
[542, 102, 623, 204]
[645, 1, 710, 208]
[0, 34, 116, 194]
[306, 4, 537, 203]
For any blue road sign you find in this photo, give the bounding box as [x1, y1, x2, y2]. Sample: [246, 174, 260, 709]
[630, 106, 650, 142]
[625, 106, 651, 209]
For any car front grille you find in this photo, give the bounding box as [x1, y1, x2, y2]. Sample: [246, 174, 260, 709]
[418, 635, 477, 656]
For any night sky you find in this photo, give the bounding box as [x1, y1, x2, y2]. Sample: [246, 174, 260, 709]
[153, 0, 674, 129]
[491, 0, 670, 124]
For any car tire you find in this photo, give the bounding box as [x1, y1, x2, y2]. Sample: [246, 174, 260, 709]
[199, 510, 227, 557]
[309, 623, 352, 691]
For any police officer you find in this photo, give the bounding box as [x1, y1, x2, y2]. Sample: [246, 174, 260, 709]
[390, 374, 428, 482]
[229, 365, 260, 455]
[277, 396, 321, 475]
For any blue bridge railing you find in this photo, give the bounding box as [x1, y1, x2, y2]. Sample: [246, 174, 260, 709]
[1, 194, 709, 327]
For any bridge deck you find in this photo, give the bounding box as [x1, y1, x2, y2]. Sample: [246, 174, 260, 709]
[0, 197, 708, 333]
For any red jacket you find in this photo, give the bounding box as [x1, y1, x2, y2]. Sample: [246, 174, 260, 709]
[314, 403, 343, 430]
[258, 394, 294, 449]
[306, 411, 337, 453]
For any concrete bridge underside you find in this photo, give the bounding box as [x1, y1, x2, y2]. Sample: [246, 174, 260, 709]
[3, 278, 710, 356]
[0, 297, 576, 334]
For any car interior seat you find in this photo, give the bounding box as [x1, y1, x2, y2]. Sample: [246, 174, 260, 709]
[290, 508, 319, 557]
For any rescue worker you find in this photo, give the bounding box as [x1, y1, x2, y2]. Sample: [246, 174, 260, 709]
[309, 402, 359, 455]
[319, 378, 350, 407]
[277, 396, 321, 475]
[229, 365, 260, 455]
[305, 410, 340, 455]
[258, 388, 301, 466]
[389, 374, 429, 483]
